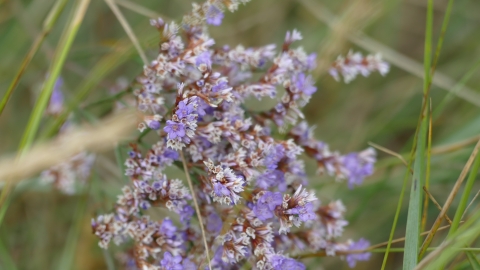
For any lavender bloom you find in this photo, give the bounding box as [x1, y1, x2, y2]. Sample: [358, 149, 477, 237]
[254, 191, 283, 221]
[164, 120, 186, 139]
[256, 170, 286, 192]
[341, 147, 376, 189]
[161, 252, 183, 270]
[205, 5, 223, 26]
[264, 144, 285, 170]
[179, 205, 195, 225]
[329, 50, 390, 83]
[259, 191, 283, 211]
[195, 51, 212, 71]
[346, 238, 371, 268]
[148, 120, 161, 130]
[206, 212, 223, 233]
[46, 77, 64, 115]
[292, 73, 317, 96]
[92, 1, 385, 268]
[176, 100, 195, 119]
[269, 255, 305, 270]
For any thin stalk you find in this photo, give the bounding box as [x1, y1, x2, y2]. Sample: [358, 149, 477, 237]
[403, 0, 434, 266]
[0, 0, 68, 116]
[421, 102, 433, 233]
[449, 148, 480, 234]
[180, 152, 212, 270]
[57, 180, 91, 270]
[104, 0, 148, 65]
[418, 139, 480, 258]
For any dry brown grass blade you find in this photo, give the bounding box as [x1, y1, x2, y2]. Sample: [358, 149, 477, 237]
[369, 142, 410, 169]
[419, 138, 480, 255]
[423, 187, 453, 224]
[431, 135, 480, 155]
[299, 0, 480, 107]
[0, 110, 136, 183]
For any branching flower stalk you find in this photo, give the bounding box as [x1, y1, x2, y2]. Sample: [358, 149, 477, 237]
[85, 0, 389, 269]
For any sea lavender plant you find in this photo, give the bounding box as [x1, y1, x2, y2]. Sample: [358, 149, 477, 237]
[91, 1, 387, 269]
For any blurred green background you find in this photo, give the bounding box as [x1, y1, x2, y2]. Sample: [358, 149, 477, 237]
[1, 0, 480, 269]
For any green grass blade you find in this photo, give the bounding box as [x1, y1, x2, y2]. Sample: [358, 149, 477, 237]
[18, 0, 91, 152]
[432, 59, 480, 121]
[403, 0, 434, 267]
[39, 31, 157, 139]
[421, 106, 433, 233]
[57, 180, 91, 270]
[0, 237, 17, 270]
[449, 151, 480, 235]
[0, 0, 91, 228]
[466, 251, 480, 270]
[0, 0, 68, 116]
[418, 209, 480, 269]
[114, 144, 129, 184]
[404, 103, 429, 269]
[381, 146, 417, 270]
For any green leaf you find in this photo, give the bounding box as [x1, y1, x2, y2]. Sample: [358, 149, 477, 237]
[466, 251, 480, 270]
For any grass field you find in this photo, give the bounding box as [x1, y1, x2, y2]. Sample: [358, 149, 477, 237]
[1, 0, 480, 269]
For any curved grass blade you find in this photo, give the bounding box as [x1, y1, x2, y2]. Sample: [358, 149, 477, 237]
[0, 0, 68, 116]
[56, 177, 91, 270]
[416, 209, 480, 270]
[403, 0, 434, 266]
[18, 0, 91, 152]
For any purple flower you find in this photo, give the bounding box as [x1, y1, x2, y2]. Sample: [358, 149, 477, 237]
[211, 80, 229, 93]
[293, 73, 317, 96]
[161, 252, 183, 270]
[253, 202, 273, 221]
[176, 100, 195, 119]
[182, 258, 196, 270]
[257, 170, 286, 191]
[206, 5, 223, 26]
[148, 120, 161, 130]
[306, 53, 317, 70]
[342, 152, 374, 189]
[213, 182, 230, 197]
[270, 255, 305, 270]
[163, 149, 179, 160]
[195, 51, 212, 70]
[207, 212, 223, 233]
[160, 218, 177, 238]
[254, 192, 282, 221]
[259, 191, 283, 211]
[47, 77, 64, 115]
[179, 205, 194, 225]
[265, 144, 285, 170]
[296, 202, 316, 222]
[164, 120, 186, 139]
[346, 238, 371, 268]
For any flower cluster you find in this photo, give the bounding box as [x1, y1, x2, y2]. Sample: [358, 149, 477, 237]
[91, 1, 387, 269]
[329, 50, 389, 83]
[291, 121, 376, 188]
[40, 152, 95, 194]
